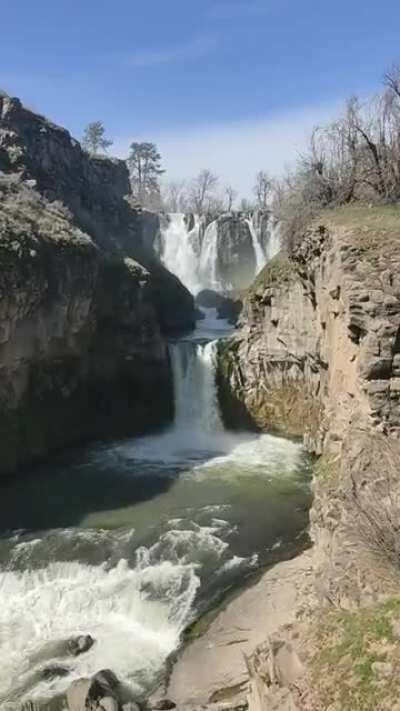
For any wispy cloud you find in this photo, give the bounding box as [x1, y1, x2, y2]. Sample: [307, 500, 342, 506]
[208, 1, 277, 20]
[123, 33, 218, 69]
[113, 99, 343, 197]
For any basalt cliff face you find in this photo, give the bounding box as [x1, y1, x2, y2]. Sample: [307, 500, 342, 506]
[218, 212, 400, 709]
[0, 96, 195, 477]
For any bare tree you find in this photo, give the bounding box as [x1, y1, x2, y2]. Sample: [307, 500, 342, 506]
[161, 180, 188, 212]
[384, 63, 400, 100]
[240, 197, 255, 212]
[253, 171, 272, 208]
[272, 62, 400, 252]
[224, 185, 238, 211]
[188, 170, 219, 213]
[82, 121, 113, 155]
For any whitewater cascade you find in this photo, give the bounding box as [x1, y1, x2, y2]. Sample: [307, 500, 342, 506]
[169, 340, 222, 432]
[267, 218, 281, 260]
[246, 218, 267, 274]
[159, 212, 280, 293]
[198, 220, 221, 292]
[160, 213, 202, 294]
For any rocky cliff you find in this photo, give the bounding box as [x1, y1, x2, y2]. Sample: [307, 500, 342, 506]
[218, 207, 400, 708]
[0, 95, 195, 477]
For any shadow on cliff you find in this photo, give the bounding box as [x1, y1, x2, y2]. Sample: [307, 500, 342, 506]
[0, 432, 182, 533]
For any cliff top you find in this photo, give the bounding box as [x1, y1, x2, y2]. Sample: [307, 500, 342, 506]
[321, 204, 400, 252]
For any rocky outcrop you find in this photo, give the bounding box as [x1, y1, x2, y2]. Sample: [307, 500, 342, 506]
[214, 213, 257, 289]
[0, 96, 195, 476]
[196, 289, 242, 324]
[218, 223, 400, 449]
[217, 215, 400, 707]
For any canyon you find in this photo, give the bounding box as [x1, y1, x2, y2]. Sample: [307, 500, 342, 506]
[2, 94, 400, 711]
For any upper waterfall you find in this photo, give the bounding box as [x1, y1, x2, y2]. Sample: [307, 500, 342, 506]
[160, 213, 203, 294]
[158, 211, 280, 294]
[246, 217, 266, 274]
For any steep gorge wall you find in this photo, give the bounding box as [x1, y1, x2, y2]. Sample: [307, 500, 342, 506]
[218, 219, 400, 604]
[217, 215, 400, 707]
[0, 96, 195, 476]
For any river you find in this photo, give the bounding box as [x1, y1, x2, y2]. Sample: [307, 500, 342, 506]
[0, 310, 312, 708]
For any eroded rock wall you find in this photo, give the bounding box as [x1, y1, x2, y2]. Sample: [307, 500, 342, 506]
[0, 97, 195, 476]
[217, 218, 400, 708]
[218, 222, 400, 603]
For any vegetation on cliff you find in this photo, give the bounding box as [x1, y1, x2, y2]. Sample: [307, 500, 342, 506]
[272, 64, 400, 252]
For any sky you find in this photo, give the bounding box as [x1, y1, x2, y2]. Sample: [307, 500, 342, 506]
[2, 0, 400, 196]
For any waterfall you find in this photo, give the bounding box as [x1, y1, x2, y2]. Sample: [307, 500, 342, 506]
[246, 217, 267, 275]
[160, 213, 202, 294]
[267, 218, 281, 260]
[160, 214, 221, 294]
[169, 340, 222, 432]
[199, 220, 221, 292]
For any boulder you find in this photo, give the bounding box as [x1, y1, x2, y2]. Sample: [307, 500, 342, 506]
[148, 700, 176, 710]
[99, 697, 119, 711]
[67, 669, 122, 711]
[196, 289, 224, 309]
[40, 665, 70, 680]
[66, 634, 95, 657]
[217, 297, 242, 324]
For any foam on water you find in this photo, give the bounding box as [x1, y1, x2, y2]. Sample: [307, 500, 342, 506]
[0, 555, 200, 704]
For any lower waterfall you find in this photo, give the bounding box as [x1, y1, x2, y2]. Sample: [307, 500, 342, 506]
[169, 340, 222, 432]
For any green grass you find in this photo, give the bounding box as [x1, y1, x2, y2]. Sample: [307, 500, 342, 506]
[249, 253, 296, 296]
[310, 598, 400, 710]
[320, 204, 400, 237]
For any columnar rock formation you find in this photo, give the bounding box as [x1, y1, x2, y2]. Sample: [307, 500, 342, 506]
[218, 215, 400, 707]
[0, 95, 195, 476]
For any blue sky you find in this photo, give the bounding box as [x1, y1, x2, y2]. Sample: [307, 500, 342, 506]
[2, 0, 400, 194]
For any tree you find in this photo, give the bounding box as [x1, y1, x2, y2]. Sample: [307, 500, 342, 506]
[240, 197, 255, 212]
[82, 121, 113, 155]
[127, 142, 165, 208]
[224, 185, 238, 211]
[188, 169, 219, 213]
[253, 171, 272, 208]
[161, 180, 188, 212]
